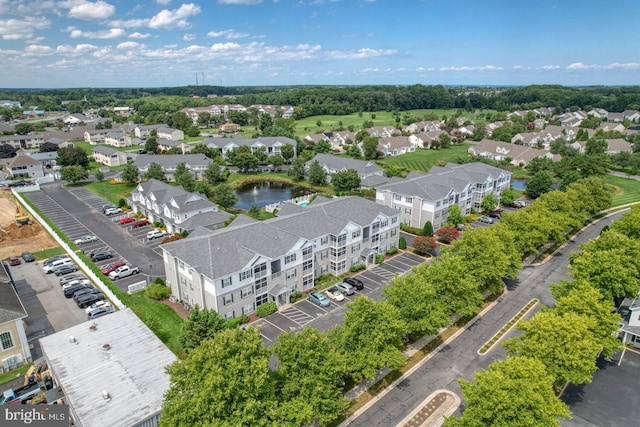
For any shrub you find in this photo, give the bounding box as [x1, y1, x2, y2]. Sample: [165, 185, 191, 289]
[350, 263, 366, 272]
[226, 315, 251, 329]
[375, 254, 384, 264]
[181, 230, 189, 238]
[154, 277, 166, 286]
[386, 246, 399, 256]
[118, 198, 127, 207]
[161, 235, 184, 244]
[422, 221, 434, 237]
[289, 291, 302, 303]
[400, 223, 423, 235]
[413, 236, 438, 255]
[434, 227, 460, 244]
[153, 221, 164, 228]
[145, 283, 171, 300]
[399, 236, 407, 249]
[256, 301, 278, 318]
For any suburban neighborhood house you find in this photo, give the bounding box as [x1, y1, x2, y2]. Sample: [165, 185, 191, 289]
[306, 153, 385, 182]
[39, 309, 176, 427]
[129, 179, 232, 234]
[0, 266, 32, 373]
[133, 154, 212, 181]
[618, 296, 640, 349]
[468, 139, 560, 167]
[7, 153, 44, 178]
[91, 145, 128, 167]
[376, 162, 511, 230]
[203, 135, 297, 159]
[161, 196, 400, 317]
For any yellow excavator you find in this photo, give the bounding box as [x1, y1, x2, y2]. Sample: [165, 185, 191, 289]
[16, 201, 30, 225]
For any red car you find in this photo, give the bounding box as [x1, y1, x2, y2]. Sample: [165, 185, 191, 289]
[8, 256, 21, 266]
[132, 219, 149, 228]
[102, 261, 126, 275]
[120, 217, 135, 224]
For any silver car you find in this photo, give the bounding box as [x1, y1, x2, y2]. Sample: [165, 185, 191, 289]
[335, 282, 355, 296]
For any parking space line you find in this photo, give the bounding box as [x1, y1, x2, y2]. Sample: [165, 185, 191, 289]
[261, 318, 285, 332]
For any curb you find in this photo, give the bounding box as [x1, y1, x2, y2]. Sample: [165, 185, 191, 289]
[395, 389, 461, 427]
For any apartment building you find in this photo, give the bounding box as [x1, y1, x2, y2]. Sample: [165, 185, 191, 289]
[376, 162, 511, 230]
[161, 196, 399, 317]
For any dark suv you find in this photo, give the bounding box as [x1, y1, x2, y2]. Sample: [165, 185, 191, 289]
[54, 264, 78, 276]
[343, 277, 365, 290]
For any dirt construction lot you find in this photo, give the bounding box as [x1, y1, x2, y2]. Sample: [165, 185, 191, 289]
[0, 191, 59, 259]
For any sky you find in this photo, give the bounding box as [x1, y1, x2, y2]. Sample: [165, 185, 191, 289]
[0, 0, 639, 88]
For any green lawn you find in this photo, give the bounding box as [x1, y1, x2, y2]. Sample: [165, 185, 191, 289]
[376, 144, 472, 173]
[604, 174, 640, 207]
[83, 181, 136, 205]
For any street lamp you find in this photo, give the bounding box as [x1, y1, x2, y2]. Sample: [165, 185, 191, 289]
[149, 264, 153, 284]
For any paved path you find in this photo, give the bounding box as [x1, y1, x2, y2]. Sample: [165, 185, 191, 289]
[343, 211, 626, 426]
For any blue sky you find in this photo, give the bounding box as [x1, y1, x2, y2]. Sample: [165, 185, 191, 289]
[1, 0, 638, 88]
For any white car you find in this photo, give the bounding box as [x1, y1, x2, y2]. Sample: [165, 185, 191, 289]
[74, 235, 98, 245]
[105, 207, 123, 216]
[85, 300, 112, 314]
[325, 288, 345, 302]
[147, 230, 167, 240]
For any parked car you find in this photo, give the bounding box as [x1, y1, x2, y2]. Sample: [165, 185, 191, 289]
[74, 235, 98, 245]
[21, 251, 35, 263]
[105, 207, 123, 216]
[146, 229, 166, 240]
[85, 300, 112, 314]
[53, 264, 78, 276]
[43, 255, 67, 267]
[510, 200, 526, 209]
[477, 216, 493, 224]
[120, 217, 135, 224]
[325, 287, 345, 302]
[308, 291, 330, 307]
[101, 261, 126, 275]
[43, 258, 72, 273]
[88, 306, 115, 320]
[137, 149, 147, 154]
[72, 287, 101, 302]
[77, 293, 106, 308]
[487, 211, 501, 219]
[90, 251, 112, 262]
[7, 256, 21, 266]
[343, 277, 365, 290]
[62, 279, 91, 290]
[64, 283, 90, 298]
[101, 204, 116, 214]
[59, 273, 86, 286]
[334, 282, 355, 296]
[132, 219, 149, 228]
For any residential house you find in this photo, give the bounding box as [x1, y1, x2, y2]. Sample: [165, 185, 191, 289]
[63, 113, 91, 125]
[92, 146, 128, 167]
[134, 124, 168, 138]
[249, 104, 295, 118]
[511, 132, 541, 147]
[403, 120, 443, 134]
[161, 196, 399, 315]
[485, 121, 504, 137]
[587, 108, 609, 119]
[84, 129, 111, 144]
[44, 137, 74, 149]
[219, 123, 241, 133]
[607, 112, 625, 122]
[113, 106, 131, 116]
[571, 138, 632, 155]
[129, 179, 232, 234]
[0, 100, 21, 108]
[623, 110, 640, 122]
[598, 122, 626, 133]
[204, 136, 297, 159]
[468, 139, 558, 167]
[533, 107, 555, 117]
[306, 153, 384, 182]
[0, 265, 32, 372]
[104, 130, 131, 148]
[7, 154, 44, 178]
[39, 309, 176, 427]
[133, 154, 212, 181]
[22, 109, 45, 119]
[368, 126, 401, 138]
[408, 131, 445, 149]
[376, 162, 512, 230]
[378, 136, 416, 156]
[0, 134, 45, 150]
[618, 296, 640, 349]
[157, 139, 192, 154]
[157, 127, 184, 141]
[30, 151, 58, 170]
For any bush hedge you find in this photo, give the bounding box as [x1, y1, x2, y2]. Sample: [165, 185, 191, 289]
[350, 264, 366, 272]
[386, 246, 399, 256]
[375, 254, 384, 264]
[256, 301, 278, 318]
[146, 283, 172, 300]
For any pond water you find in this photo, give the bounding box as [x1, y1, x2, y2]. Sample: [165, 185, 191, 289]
[512, 179, 528, 190]
[234, 181, 311, 210]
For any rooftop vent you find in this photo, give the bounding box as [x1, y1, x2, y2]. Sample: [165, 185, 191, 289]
[69, 336, 77, 344]
[89, 323, 97, 331]
[103, 343, 111, 351]
[102, 390, 111, 402]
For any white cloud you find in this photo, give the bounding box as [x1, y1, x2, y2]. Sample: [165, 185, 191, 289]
[24, 44, 54, 55]
[183, 33, 196, 41]
[155, 0, 171, 4]
[56, 43, 99, 54]
[149, 3, 201, 29]
[542, 65, 560, 70]
[567, 62, 588, 70]
[0, 16, 51, 40]
[109, 18, 149, 28]
[438, 65, 504, 71]
[69, 28, 126, 39]
[117, 41, 141, 49]
[567, 62, 640, 70]
[207, 29, 250, 39]
[128, 32, 150, 39]
[67, 1, 116, 20]
[218, 0, 262, 4]
[325, 47, 397, 60]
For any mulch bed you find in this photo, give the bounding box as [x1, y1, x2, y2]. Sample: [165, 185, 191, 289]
[402, 392, 448, 427]
[160, 298, 190, 319]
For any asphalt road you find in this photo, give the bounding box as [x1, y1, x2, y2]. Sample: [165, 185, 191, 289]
[345, 211, 626, 426]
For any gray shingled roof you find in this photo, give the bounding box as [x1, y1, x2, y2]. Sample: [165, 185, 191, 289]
[92, 145, 118, 155]
[0, 282, 27, 325]
[133, 154, 211, 170]
[307, 153, 383, 175]
[179, 210, 233, 230]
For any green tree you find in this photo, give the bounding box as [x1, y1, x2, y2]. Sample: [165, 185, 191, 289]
[559, 170, 582, 190]
[145, 136, 158, 154]
[280, 143, 295, 163]
[362, 136, 379, 160]
[287, 157, 306, 181]
[254, 146, 268, 164]
[214, 183, 238, 209]
[504, 310, 601, 389]
[480, 193, 498, 213]
[439, 133, 451, 148]
[178, 305, 228, 352]
[204, 161, 223, 184]
[234, 152, 260, 172]
[445, 356, 570, 427]
[60, 165, 89, 183]
[121, 163, 139, 184]
[308, 160, 327, 185]
[161, 329, 276, 427]
[144, 162, 165, 181]
[422, 220, 433, 237]
[267, 155, 284, 170]
[14, 122, 33, 135]
[95, 170, 104, 182]
[57, 146, 89, 168]
[313, 140, 332, 154]
[585, 137, 608, 155]
[329, 297, 407, 381]
[331, 169, 361, 192]
[273, 328, 349, 426]
[413, 235, 438, 255]
[345, 143, 363, 159]
[176, 172, 195, 192]
[500, 188, 516, 206]
[446, 204, 465, 228]
[525, 170, 552, 199]
[427, 254, 484, 317]
[193, 181, 212, 198]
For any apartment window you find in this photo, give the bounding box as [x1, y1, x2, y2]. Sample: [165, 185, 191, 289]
[395, 206, 401, 212]
[242, 303, 255, 315]
[254, 263, 267, 276]
[351, 243, 361, 253]
[381, 219, 389, 228]
[320, 250, 328, 260]
[405, 208, 411, 214]
[392, 217, 398, 224]
[321, 236, 329, 245]
[406, 196, 413, 203]
[221, 277, 232, 288]
[223, 294, 233, 306]
[331, 247, 346, 257]
[241, 286, 254, 298]
[321, 265, 329, 274]
[391, 229, 397, 237]
[352, 230, 361, 239]
[256, 294, 268, 306]
[351, 258, 361, 266]
[285, 253, 296, 264]
[239, 270, 253, 281]
[303, 275, 314, 290]
[303, 259, 313, 271]
[331, 234, 347, 246]
[286, 269, 297, 279]
[394, 194, 401, 201]
[435, 212, 440, 218]
[224, 311, 235, 320]
[255, 277, 267, 293]
[0, 331, 14, 351]
[303, 246, 313, 256]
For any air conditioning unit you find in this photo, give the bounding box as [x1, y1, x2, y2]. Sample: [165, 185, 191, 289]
[2, 354, 23, 372]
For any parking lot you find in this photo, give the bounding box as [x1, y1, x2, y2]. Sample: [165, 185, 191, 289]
[23, 185, 163, 293]
[254, 252, 427, 344]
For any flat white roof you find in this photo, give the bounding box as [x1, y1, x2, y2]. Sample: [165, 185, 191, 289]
[39, 308, 177, 427]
